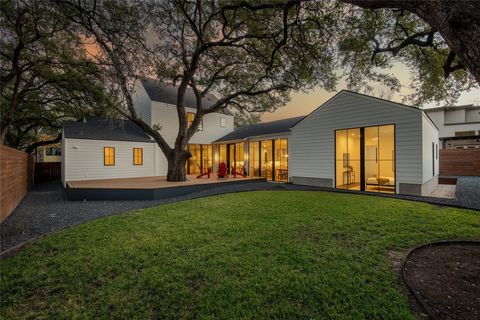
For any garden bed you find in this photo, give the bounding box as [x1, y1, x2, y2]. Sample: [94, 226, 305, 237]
[403, 241, 480, 320]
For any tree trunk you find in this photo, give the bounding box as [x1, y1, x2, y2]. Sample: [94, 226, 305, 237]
[166, 148, 190, 181]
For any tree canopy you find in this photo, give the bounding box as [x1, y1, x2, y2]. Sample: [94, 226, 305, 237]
[56, 0, 341, 180]
[340, 0, 479, 105]
[0, 0, 114, 150]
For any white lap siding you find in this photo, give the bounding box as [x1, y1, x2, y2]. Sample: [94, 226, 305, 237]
[289, 91, 425, 191]
[150, 102, 234, 147]
[63, 138, 156, 184]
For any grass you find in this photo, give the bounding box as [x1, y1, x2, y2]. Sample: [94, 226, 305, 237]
[1, 191, 479, 319]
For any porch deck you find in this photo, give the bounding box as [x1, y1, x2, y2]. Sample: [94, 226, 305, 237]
[66, 175, 266, 201]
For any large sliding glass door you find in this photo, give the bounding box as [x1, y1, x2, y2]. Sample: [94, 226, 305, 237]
[364, 125, 395, 193]
[187, 144, 213, 174]
[227, 143, 245, 175]
[335, 124, 395, 193]
[248, 139, 289, 181]
[188, 144, 202, 174]
[335, 128, 361, 190]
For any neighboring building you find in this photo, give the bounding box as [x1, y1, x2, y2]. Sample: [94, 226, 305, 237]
[62, 89, 440, 196]
[424, 104, 480, 149]
[36, 144, 61, 163]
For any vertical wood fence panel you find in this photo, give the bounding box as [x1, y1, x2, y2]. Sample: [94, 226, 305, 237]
[35, 162, 61, 183]
[439, 149, 480, 176]
[0, 145, 34, 222]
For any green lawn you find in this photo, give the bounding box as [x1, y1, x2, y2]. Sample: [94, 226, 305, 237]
[1, 191, 479, 319]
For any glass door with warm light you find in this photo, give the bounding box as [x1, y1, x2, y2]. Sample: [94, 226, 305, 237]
[187, 144, 202, 174]
[335, 128, 361, 190]
[364, 125, 395, 193]
[201, 145, 213, 173]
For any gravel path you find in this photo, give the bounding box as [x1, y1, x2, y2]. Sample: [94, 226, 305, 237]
[1, 178, 479, 252]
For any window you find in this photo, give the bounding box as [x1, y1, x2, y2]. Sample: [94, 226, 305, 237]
[104, 147, 115, 166]
[187, 112, 203, 131]
[220, 117, 226, 127]
[436, 144, 438, 159]
[133, 148, 143, 165]
[46, 147, 61, 156]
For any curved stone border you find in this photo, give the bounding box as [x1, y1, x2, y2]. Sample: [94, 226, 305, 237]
[402, 240, 480, 320]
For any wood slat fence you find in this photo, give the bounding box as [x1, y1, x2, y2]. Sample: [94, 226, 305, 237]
[0, 145, 34, 222]
[439, 149, 480, 176]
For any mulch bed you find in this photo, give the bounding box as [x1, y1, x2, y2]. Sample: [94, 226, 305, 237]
[403, 241, 480, 320]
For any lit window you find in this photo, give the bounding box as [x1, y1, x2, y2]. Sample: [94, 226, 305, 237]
[133, 148, 143, 165]
[104, 147, 115, 166]
[187, 112, 203, 131]
[220, 117, 226, 127]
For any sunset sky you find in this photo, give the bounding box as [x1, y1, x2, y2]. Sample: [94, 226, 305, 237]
[84, 41, 479, 123]
[261, 64, 480, 122]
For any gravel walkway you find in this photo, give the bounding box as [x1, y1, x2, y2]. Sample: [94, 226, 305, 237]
[1, 177, 479, 252]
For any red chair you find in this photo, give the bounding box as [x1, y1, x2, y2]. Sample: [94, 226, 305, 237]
[217, 162, 228, 178]
[197, 168, 211, 179]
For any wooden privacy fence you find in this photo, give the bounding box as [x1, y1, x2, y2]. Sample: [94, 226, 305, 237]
[0, 145, 34, 222]
[35, 162, 61, 183]
[440, 149, 480, 176]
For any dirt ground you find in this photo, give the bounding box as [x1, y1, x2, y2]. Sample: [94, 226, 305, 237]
[403, 242, 480, 320]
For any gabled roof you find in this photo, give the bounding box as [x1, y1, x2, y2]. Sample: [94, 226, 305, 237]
[63, 117, 154, 143]
[139, 78, 217, 109]
[290, 90, 436, 130]
[214, 116, 305, 143]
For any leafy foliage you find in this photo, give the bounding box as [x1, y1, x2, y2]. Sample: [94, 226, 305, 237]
[0, 0, 115, 150]
[338, 3, 478, 105]
[233, 111, 262, 127]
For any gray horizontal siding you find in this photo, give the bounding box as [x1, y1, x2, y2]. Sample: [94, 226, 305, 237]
[290, 92, 423, 187]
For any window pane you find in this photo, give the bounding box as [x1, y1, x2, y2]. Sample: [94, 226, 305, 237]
[187, 112, 195, 127]
[274, 139, 288, 182]
[249, 142, 260, 177]
[335, 129, 360, 190]
[104, 147, 115, 166]
[133, 148, 143, 165]
[219, 144, 227, 165]
[261, 140, 273, 180]
[365, 125, 395, 193]
[188, 144, 201, 174]
[202, 145, 212, 172]
[235, 143, 245, 175]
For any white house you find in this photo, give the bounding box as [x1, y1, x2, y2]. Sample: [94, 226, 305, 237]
[289, 91, 439, 196]
[61, 78, 234, 186]
[62, 88, 440, 196]
[423, 104, 480, 149]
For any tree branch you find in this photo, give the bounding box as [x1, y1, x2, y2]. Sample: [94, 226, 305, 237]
[24, 133, 62, 154]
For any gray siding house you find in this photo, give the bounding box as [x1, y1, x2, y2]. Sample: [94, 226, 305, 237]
[289, 91, 439, 196]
